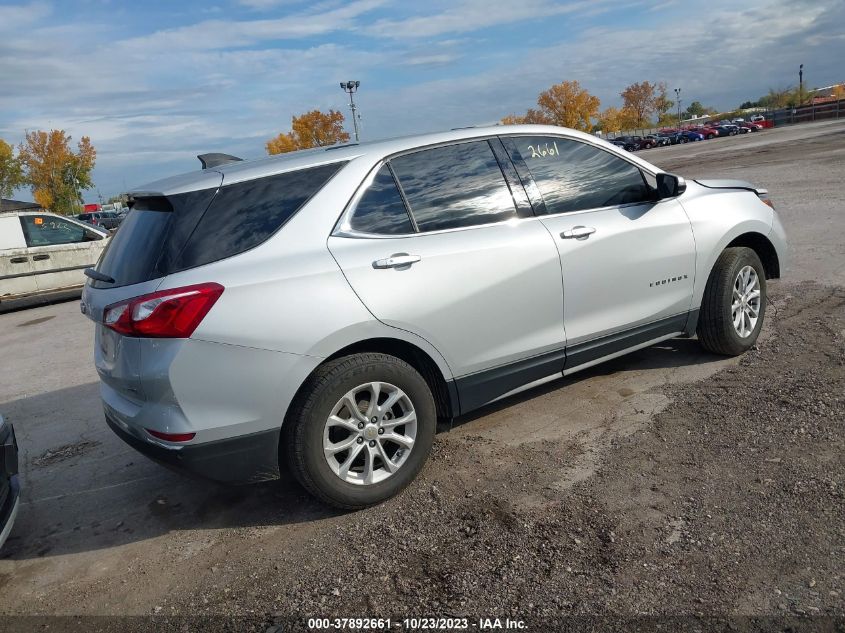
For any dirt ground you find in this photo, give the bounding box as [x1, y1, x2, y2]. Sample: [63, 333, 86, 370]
[1, 120, 844, 632]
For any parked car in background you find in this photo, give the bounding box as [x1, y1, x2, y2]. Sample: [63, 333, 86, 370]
[749, 114, 766, 123]
[717, 124, 741, 136]
[646, 134, 672, 147]
[676, 130, 705, 143]
[1, 210, 110, 307]
[77, 211, 122, 230]
[81, 124, 786, 508]
[696, 126, 727, 140]
[0, 414, 19, 551]
[611, 136, 640, 151]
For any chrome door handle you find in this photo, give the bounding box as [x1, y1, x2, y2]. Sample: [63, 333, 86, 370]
[560, 226, 596, 240]
[373, 254, 421, 269]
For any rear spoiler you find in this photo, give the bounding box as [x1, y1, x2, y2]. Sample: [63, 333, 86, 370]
[197, 153, 244, 169]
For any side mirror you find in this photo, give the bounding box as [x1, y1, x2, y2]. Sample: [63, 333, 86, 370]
[656, 172, 687, 199]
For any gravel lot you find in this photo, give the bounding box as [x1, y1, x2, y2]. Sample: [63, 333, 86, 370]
[1, 120, 843, 632]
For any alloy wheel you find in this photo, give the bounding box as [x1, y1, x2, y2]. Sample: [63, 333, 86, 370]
[732, 265, 761, 338]
[323, 382, 417, 485]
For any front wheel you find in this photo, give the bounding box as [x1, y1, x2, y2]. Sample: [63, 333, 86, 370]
[697, 247, 767, 356]
[284, 353, 436, 509]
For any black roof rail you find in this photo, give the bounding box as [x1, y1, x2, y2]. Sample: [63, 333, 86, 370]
[325, 143, 359, 151]
[197, 153, 244, 169]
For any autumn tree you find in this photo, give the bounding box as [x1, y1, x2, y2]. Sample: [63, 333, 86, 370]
[0, 139, 24, 199]
[501, 109, 552, 125]
[536, 81, 601, 131]
[266, 109, 350, 155]
[832, 84, 845, 100]
[653, 83, 675, 125]
[501, 81, 600, 131]
[597, 107, 637, 133]
[18, 130, 96, 215]
[620, 81, 661, 127]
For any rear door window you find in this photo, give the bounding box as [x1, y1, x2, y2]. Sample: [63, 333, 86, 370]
[347, 165, 414, 235]
[20, 215, 86, 246]
[389, 140, 517, 232]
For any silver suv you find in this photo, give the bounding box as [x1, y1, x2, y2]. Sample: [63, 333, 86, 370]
[82, 125, 787, 508]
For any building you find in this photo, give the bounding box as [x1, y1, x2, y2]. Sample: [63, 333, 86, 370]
[0, 199, 42, 213]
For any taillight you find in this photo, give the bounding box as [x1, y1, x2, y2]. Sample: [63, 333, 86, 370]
[145, 429, 196, 442]
[103, 282, 224, 338]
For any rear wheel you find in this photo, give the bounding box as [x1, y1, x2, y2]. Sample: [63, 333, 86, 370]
[284, 353, 436, 509]
[697, 247, 767, 356]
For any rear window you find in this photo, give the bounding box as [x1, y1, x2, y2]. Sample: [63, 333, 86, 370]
[92, 162, 345, 288]
[174, 162, 344, 270]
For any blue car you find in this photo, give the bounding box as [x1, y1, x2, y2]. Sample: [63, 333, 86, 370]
[677, 130, 705, 143]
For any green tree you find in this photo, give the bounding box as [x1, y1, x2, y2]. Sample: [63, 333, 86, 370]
[685, 101, 708, 117]
[0, 139, 25, 199]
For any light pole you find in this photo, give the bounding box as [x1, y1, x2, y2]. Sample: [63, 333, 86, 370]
[674, 88, 682, 128]
[799, 64, 804, 105]
[340, 80, 361, 142]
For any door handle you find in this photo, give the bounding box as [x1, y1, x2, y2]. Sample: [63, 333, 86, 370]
[10, 256, 29, 264]
[373, 254, 421, 269]
[32, 254, 51, 261]
[560, 226, 596, 240]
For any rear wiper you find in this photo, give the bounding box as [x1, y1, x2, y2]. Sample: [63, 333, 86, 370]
[84, 268, 115, 284]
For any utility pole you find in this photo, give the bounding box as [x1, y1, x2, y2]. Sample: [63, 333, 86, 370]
[674, 88, 682, 127]
[340, 80, 361, 142]
[799, 64, 804, 105]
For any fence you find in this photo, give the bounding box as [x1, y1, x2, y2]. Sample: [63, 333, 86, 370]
[770, 98, 844, 126]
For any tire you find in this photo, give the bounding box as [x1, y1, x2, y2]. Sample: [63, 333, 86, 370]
[697, 247, 767, 356]
[681, 137, 688, 144]
[284, 353, 437, 509]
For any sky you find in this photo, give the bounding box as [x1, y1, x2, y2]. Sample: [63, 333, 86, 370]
[1, 0, 843, 201]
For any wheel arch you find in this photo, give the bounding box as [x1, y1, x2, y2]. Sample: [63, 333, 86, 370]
[726, 232, 780, 279]
[300, 337, 459, 421]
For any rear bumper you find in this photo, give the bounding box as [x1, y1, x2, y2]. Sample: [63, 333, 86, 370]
[0, 421, 20, 551]
[105, 412, 281, 484]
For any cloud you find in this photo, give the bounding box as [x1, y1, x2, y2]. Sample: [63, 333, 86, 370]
[118, 0, 386, 51]
[1, 0, 843, 197]
[0, 1, 51, 31]
[366, 0, 597, 39]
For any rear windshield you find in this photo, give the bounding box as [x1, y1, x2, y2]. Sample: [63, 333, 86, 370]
[92, 161, 345, 288]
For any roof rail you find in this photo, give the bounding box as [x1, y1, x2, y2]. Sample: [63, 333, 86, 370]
[325, 143, 359, 151]
[197, 153, 244, 169]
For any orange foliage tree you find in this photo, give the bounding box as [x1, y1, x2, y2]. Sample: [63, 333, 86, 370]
[18, 130, 96, 214]
[267, 109, 351, 155]
[620, 81, 662, 127]
[597, 107, 638, 134]
[502, 80, 600, 131]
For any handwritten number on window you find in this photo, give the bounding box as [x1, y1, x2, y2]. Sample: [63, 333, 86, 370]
[526, 141, 560, 159]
